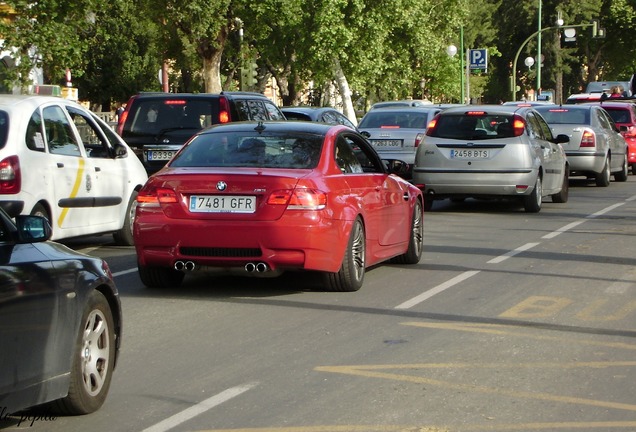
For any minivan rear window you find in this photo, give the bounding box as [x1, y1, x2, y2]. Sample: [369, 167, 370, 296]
[0, 111, 8, 149]
[122, 98, 217, 137]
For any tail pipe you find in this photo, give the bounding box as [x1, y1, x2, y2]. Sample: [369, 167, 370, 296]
[174, 261, 196, 271]
[245, 262, 269, 273]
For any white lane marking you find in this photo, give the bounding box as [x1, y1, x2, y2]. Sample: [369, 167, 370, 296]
[113, 267, 138, 277]
[395, 271, 480, 310]
[588, 202, 624, 217]
[487, 242, 540, 264]
[140, 382, 259, 432]
[542, 220, 585, 239]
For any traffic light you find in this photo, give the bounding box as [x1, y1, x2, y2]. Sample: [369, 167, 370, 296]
[591, 20, 606, 38]
[241, 62, 258, 89]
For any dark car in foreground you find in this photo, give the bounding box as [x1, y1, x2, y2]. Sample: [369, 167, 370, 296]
[534, 105, 628, 186]
[0, 208, 121, 415]
[117, 92, 286, 173]
[133, 121, 423, 292]
[413, 105, 570, 212]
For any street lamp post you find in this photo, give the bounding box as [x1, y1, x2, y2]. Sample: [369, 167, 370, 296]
[537, 0, 542, 96]
[446, 26, 465, 103]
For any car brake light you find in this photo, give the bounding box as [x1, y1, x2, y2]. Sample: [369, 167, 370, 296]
[219, 96, 230, 123]
[164, 100, 186, 105]
[0, 156, 21, 194]
[425, 116, 439, 136]
[137, 186, 178, 206]
[512, 115, 525, 137]
[415, 133, 424, 147]
[466, 111, 486, 116]
[267, 188, 327, 210]
[381, 125, 400, 129]
[581, 129, 595, 147]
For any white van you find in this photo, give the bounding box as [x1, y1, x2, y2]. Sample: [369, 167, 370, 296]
[0, 95, 148, 244]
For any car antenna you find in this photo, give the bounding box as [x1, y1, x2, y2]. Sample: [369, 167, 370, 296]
[254, 121, 265, 133]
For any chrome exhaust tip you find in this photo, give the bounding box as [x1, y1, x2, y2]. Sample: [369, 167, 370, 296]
[255, 262, 268, 272]
[245, 262, 256, 272]
[174, 261, 185, 271]
[184, 261, 196, 271]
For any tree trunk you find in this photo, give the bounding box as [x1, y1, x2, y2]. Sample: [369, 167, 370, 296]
[332, 58, 357, 126]
[202, 50, 223, 93]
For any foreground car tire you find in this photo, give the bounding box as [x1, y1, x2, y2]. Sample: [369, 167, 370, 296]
[324, 218, 365, 292]
[53, 290, 115, 414]
[523, 177, 542, 213]
[551, 166, 569, 203]
[138, 263, 185, 288]
[392, 199, 424, 264]
[113, 191, 138, 246]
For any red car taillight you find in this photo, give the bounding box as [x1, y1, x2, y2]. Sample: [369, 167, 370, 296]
[0, 156, 21, 194]
[512, 115, 526, 137]
[581, 129, 596, 147]
[268, 188, 327, 210]
[425, 115, 439, 136]
[219, 96, 231, 123]
[415, 133, 424, 147]
[137, 186, 178, 206]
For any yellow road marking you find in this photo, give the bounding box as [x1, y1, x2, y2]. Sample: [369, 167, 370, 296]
[57, 158, 85, 227]
[401, 321, 636, 350]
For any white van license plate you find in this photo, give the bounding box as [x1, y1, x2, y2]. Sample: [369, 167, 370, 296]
[189, 195, 256, 213]
[450, 149, 490, 159]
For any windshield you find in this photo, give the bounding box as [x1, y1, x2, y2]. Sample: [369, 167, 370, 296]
[359, 111, 431, 129]
[535, 108, 590, 125]
[169, 131, 324, 169]
[122, 98, 216, 138]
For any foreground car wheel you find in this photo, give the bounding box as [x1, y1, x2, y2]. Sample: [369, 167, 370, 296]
[53, 290, 115, 414]
[113, 191, 138, 246]
[138, 263, 185, 288]
[551, 166, 569, 203]
[392, 199, 424, 264]
[324, 218, 365, 292]
[596, 157, 611, 187]
[523, 177, 542, 213]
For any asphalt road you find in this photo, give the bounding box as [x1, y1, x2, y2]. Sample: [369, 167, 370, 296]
[4, 176, 636, 432]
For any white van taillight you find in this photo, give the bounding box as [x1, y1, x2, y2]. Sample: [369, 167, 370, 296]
[581, 129, 595, 147]
[0, 156, 21, 194]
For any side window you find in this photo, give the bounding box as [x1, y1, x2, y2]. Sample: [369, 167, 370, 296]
[42, 105, 81, 157]
[67, 107, 111, 158]
[25, 110, 46, 152]
[247, 100, 269, 121]
[334, 136, 363, 174]
[534, 113, 554, 141]
[263, 101, 285, 120]
[321, 111, 338, 125]
[524, 113, 541, 140]
[596, 109, 613, 131]
[234, 100, 251, 121]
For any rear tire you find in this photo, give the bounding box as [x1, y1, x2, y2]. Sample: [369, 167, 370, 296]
[523, 177, 542, 213]
[614, 155, 628, 182]
[392, 200, 423, 264]
[138, 263, 185, 288]
[113, 191, 138, 246]
[595, 157, 611, 187]
[551, 166, 569, 203]
[324, 218, 365, 292]
[52, 290, 115, 414]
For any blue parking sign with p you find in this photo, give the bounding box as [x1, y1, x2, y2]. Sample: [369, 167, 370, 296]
[469, 49, 488, 71]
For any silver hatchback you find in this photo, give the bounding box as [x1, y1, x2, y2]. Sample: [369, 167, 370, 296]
[412, 105, 570, 212]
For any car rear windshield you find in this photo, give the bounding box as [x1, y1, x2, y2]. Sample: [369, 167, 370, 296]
[122, 98, 218, 138]
[0, 111, 7, 149]
[602, 107, 632, 124]
[359, 111, 430, 129]
[169, 132, 324, 169]
[428, 113, 516, 140]
[535, 108, 590, 124]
